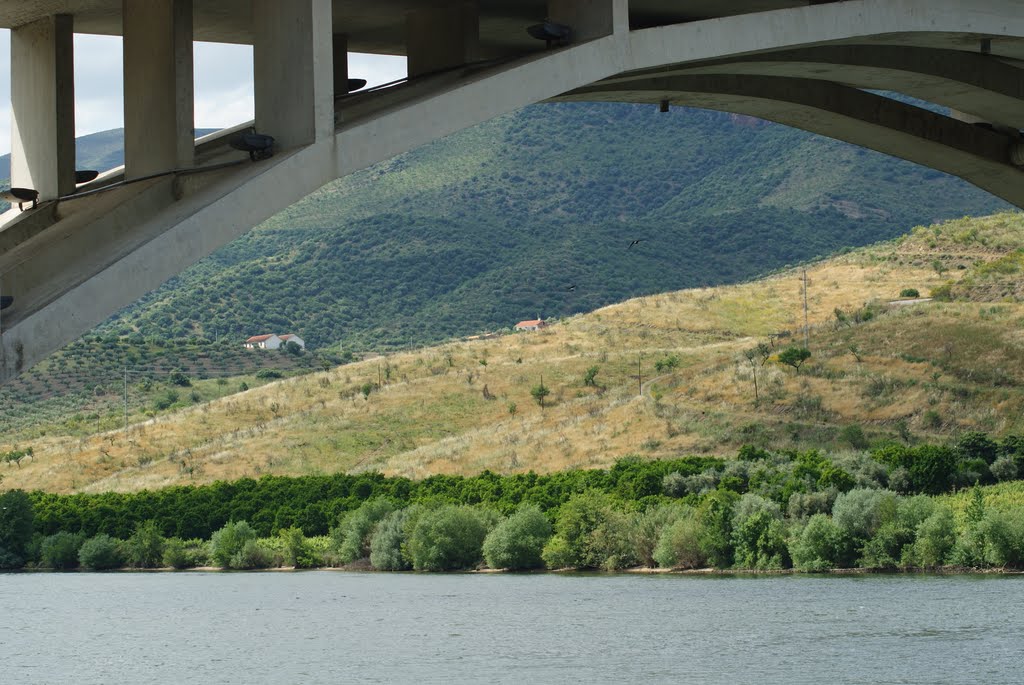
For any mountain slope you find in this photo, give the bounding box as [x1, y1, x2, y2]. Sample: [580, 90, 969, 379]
[4, 211, 1024, 494]
[96, 103, 1005, 349]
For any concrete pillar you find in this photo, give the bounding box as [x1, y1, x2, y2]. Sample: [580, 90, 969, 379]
[548, 0, 628, 42]
[333, 33, 349, 97]
[123, 0, 194, 180]
[254, 0, 334, 149]
[10, 15, 76, 200]
[406, 2, 479, 79]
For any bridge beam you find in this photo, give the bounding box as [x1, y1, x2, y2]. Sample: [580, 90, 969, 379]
[123, 0, 194, 180]
[560, 74, 1024, 205]
[602, 45, 1024, 130]
[254, 0, 335, 148]
[10, 14, 75, 200]
[406, 2, 480, 78]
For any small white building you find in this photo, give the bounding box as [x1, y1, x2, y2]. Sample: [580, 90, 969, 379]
[244, 334, 282, 350]
[514, 318, 547, 332]
[279, 334, 306, 350]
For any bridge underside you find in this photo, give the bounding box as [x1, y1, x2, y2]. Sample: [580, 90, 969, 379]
[2, 0, 1024, 383]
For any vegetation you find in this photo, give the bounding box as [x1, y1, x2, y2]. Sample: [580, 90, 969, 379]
[4, 434, 1024, 572]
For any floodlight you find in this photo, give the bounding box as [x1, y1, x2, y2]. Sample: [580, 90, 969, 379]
[230, 133, 276, 161]
[527, 21, 571, 47]
[1, 187, 39, 210]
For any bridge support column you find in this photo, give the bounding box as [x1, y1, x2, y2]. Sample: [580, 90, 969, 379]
[254, 0, 334, 149]
[123, 0, 194, 180]
[334, 33, 349, 97]
[406, 2, 480, 78]
[549, 0, 629, 42]
[10, 14, 75, 200]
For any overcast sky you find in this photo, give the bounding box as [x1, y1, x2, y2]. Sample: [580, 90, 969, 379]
[0, 29, 407, 155]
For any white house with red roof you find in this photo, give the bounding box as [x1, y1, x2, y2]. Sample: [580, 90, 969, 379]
[244, 333, 306, 350]
[514, 318, 547, 332]
[244, 334, 282, 350]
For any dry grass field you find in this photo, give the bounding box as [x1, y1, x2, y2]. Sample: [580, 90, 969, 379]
[3, 212, 1024, 494]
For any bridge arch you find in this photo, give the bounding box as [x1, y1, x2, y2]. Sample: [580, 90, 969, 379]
[2, 0, 1023, 381]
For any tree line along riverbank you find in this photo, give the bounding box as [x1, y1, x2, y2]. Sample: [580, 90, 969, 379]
[2, 432, 1023, 572]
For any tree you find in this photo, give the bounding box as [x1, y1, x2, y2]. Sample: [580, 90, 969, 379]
[332, 498, 397, 563]
[209, 520, 257, 568]
[408, 506, 492, 571]
[530, 379, 550, 409]
[0, 489, 34, 568]
[582, 365, 600, 388]
[778, 347, 811, 374]
[125, 520, 165, 568]
[482, 504, 552, 570]
[79, 534, 125, 570]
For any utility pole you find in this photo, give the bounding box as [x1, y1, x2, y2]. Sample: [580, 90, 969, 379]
[637, 354, 643, 396]
[802, 269, 810, 350]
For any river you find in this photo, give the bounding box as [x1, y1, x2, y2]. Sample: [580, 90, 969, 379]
[1, 572, 1021, 683]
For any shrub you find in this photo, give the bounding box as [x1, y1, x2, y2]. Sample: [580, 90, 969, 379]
[409, 506, 492, 571]
[697, 490, 739, 569]
[542, 490, 621, 570]
[230, 539, 274, 569]
[956, 431, 998, 464]
[990, 456, 1018, 482]
[255, 369, 283, 380]
[482, 505, 552, 570]
[653, 515, 706, 569]
[0, 489, 34, 569]
[838, 424, 869, 450]
[907, 508, 956, 568]
[332, 499, 398, 564]
[899, 288, 920, 298]
[168, 371, 192, 387]
[978, 510, 1024, 568]
[125, 520, 165, 568]
[162, 538, 190, 569]
[209, 521, 257, 568]
[628, 505, 689, 569]
[786, 491, 835, 520]
[732, 509, 789, 570]
[280, 527, 317, 568]
[789, 514, 851, 571]
[831, 489, 896, 542]
[860, 522, 915, 570]
[79, 534, 125, 570]
[40, 532, 85, 570]
[369, 506, 424, 571]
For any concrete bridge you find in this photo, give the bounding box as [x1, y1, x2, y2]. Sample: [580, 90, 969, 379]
[2, 0, 1023, 383]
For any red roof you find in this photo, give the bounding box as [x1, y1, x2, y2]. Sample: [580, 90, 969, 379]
[515, 319, 544, 328]
[279, 334, 299, 341]
[245, 334, 276, 343]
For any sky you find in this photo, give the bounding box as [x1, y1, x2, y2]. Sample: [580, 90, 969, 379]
[0, 29, 407, 155]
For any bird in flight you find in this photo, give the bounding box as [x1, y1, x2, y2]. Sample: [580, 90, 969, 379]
[628, 239, 644, 249]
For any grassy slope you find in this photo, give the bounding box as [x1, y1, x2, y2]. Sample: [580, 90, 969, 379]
[4, 211, 1023, 495]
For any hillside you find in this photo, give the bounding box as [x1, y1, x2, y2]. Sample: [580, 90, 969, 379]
[86, 102, 1005, 350]
[4, 211, 1023, 494]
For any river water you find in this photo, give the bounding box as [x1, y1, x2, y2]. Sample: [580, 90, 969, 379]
[1, 572, 1021, 684]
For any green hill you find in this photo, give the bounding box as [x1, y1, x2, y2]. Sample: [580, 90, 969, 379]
[94, 103, 1004, 350]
